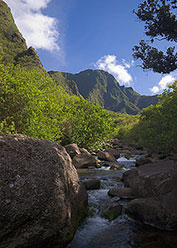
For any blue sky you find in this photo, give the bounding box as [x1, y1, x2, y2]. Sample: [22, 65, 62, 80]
[4, 0, 177, 95]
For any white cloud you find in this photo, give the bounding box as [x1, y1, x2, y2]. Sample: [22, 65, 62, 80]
[158, 75, 175, 89]
[4, 0, 59, 51]
[150, 75, 176, 94]
[151, 86, 160, 94]
[95, 55, 133, 86]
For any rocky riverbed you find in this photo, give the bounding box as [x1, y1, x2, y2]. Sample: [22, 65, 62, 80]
[0, 135, 177, 248]
[66, 139, 177, 248]
[67, 157, 177, 248]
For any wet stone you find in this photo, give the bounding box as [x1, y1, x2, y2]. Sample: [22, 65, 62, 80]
[103, 203, 122, 221]
[108, 187, 134, 199]
[82, 179, 101, 190]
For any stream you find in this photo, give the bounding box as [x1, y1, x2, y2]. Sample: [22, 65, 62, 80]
[67, 155, 177, 248]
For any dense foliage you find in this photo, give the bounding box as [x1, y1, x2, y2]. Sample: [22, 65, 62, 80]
[109, 112, 139, 140]
[115, 82, 177, 156]
[133, 0, 177, 73]
[0, 64, 114, 149]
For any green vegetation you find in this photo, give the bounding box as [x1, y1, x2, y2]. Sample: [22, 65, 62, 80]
[61, 98, 114, 149]
[0, 1, 26, 64]
[129, 0, 177, 157]
[132, 81, 177, 155]
[114, 82, 177, 156]
[55, 69, 158, 114]
[0, 64, 114, 149]
[0, 1, 114, 150]
[1, 0, 176, 156]
[109, 112, 139, 140]
[48, 71, 80, 96]
[0, 1, 43, 69]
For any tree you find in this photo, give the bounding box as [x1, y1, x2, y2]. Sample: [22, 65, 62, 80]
[125, 81, 177, 155]
[60, 97, 114, 149]
[0, 64, 114, 149]
[133, 0, 177, 73]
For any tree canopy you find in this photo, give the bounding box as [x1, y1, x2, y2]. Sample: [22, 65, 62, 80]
[133, 0, 177, 73]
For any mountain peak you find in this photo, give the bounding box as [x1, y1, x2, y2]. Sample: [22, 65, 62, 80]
[49, 69, 158, 114]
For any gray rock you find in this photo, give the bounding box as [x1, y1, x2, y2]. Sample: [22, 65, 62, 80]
[0, 134, 88, 248]
[82, 179, 101, 190]
[124, 160, 177, 198]
[65, 143, 81, 158]
[79, 148, 91, 155]
[97, 151, 116, 162]
[123, 168, 138, 187]
[125, 160, 177, 230]
[103, 203, 122, 221]
[72, 153, 97, 168]
[104, 148, 120, 159]
[108, 187, 134, 199]
[136, 156, 153, 166]
[127, 197, 177, 230]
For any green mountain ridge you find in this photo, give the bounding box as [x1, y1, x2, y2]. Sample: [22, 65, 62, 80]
[49, 69, 158, 114]
[48, 71, 80, 96]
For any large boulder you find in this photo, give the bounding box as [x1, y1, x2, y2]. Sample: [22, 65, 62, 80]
[0, 134, 88, 248]
[72, 153, 97, 168]
[125, 160, 177, 230]
[127, 197, 177, 230]
[124, 161, 177, 198]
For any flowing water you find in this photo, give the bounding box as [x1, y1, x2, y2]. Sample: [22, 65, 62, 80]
[67, 155, 177, 248]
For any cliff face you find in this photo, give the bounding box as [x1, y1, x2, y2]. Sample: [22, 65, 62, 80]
[0, 0, 43, 69]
